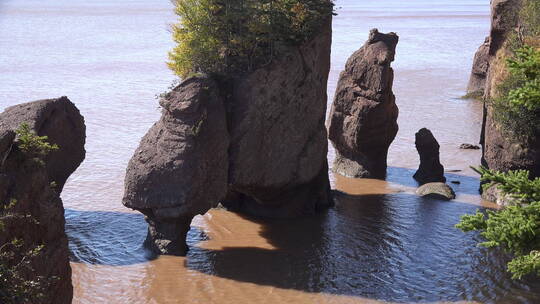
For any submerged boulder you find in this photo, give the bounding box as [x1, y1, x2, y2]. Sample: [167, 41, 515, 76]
[123, 19, 333, 255]
[413, 128, 446, 184]
[0, 97, 86, 304]
[328, 29, 399, 179]
[416, 182, 456, 200]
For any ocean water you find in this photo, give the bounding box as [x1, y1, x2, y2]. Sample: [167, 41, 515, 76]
[1, 0, 539, 303]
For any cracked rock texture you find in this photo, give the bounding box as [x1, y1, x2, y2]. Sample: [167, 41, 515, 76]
[328, 29, 399, 179]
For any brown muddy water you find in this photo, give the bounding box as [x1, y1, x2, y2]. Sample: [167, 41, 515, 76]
[1, 0, 540, 303]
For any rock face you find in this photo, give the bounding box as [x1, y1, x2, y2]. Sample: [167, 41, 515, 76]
[123, 77, 229, 255]
[416, 183, 456, 200]
[468, 0, 540, 178]
[123, 19, 333, 255]
[0, 97, 86, 304]
[481, 184, 515, 206]
[328, 29, 399, 179]
[467, 37, 490, 96]
[413, 128, 446, 184]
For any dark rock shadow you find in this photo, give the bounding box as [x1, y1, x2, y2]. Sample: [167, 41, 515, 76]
[185, 192, 540, 303]
[387, 166, 482, 196]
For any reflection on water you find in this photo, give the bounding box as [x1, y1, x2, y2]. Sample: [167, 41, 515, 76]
[2, 0, 540, 303]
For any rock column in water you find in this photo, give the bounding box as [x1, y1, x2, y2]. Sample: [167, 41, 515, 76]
[123, 18, 333, 255]
[0, 97, 86, 304]
[328, 29, 399, 179]
[413, 128, 446, 185]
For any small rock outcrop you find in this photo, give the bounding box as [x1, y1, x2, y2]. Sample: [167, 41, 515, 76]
[459, 143, 481, 150]
[413, 128, 446, 184]
[481, 184, 515, 206]
[0, 97, 86, 304]
[123, 19, 333, 255]
[328, 29, 399, 179]
[467, 37, 490, 97]
[416, 182, 456, 200]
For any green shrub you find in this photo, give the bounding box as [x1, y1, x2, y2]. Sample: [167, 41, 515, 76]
[492, 45, 540, 137]
[491, 0, 540, 137]
[456, 166, 540, 279]
[15, 123, 58, 166]
[0, 200, 53, 303]
[168, 0, 334, 78]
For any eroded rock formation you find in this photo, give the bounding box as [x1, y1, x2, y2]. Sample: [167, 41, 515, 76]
[468, 0, 540, 179]
[467, 37, 490, 96]
[123, 19, 333, 255]
[327, 29, 399, 179]
[123, 77, 229, 255]
[0, 97, 86, 304]
[413, 128, 446, 185]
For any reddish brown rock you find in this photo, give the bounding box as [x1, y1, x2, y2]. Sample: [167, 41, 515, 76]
[123, 76, 229, 255]
[0, 97, 85, 304]
[467, 37, 490, 97]
[469, 0, 540, 178]
[123, 18, 333, 255]
[328, 29, 399, 179]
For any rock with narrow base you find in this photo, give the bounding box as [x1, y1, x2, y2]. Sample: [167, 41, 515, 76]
[123, 76, 229, 255]
[0, 97, 85, 304]
[416, 183, 456, 200]
[413, 128, 446, 184]
[123, 18, 334, 255]
[328, 29, 399, 179]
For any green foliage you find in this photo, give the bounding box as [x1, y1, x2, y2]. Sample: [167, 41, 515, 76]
[491, 0, 540, 137]
[15, 123, 59, 166]
[520, 0, 540, 38]
[168, 0, 334, 78]
[456, 167, 540, 279]
[0, 199, 53, 303]
[492, 46, 540, 137]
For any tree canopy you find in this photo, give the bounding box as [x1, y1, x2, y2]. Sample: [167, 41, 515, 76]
[167, 0, 334, 78]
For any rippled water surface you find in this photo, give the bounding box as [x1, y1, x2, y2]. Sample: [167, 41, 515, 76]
[1, 0, 540, 303]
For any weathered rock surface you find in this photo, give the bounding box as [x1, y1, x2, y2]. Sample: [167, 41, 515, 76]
[224, 18, 333, 217]
[123, 19, 333, 255]
[468, 0, 540, 177]
[328, 29, 399, 179]
[0, 97, 86, 191]
[467, 37, 490, 97]
[0, 97, 85, 304]
[413, 128, 446, 184]
[123, 76, 229, 255]
[481, 183, 515, 206]
[416, 182, 456, 200]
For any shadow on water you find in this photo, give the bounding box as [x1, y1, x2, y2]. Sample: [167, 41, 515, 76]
[387, 166, 482, 195]
[65, 193, 540, 302]
[66, 209, 158, 265]
[185, 192, 540, 303]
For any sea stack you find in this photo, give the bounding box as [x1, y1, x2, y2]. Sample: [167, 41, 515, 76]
[328, 29, 399, 179]
[123, 18, 333, 255]
[0, 97, 86, 304]
[413, 128, 446, 185]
